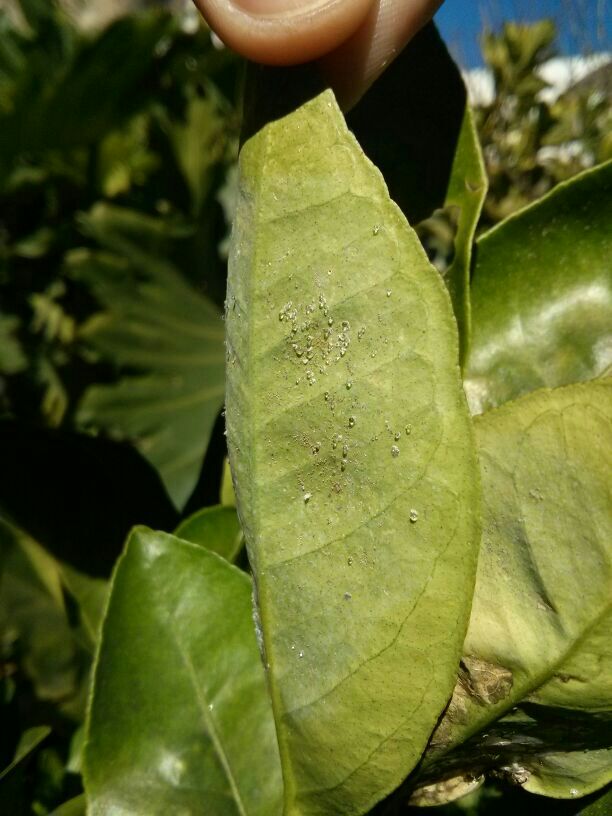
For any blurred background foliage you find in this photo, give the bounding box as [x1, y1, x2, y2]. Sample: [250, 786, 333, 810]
[0, 0, 610, 812]
[476, 18, 611, 224]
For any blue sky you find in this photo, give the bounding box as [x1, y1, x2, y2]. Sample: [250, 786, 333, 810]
[435, 0, 611, 67]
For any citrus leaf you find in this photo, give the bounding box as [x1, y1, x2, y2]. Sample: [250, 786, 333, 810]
[57, 564, 108, 650]
[522, 748, 612, 800]
[0, 518, 103, 718]
[425, 381, 612, 797]
[443, 106, 487, 366]
[71, 210, 225, 509]
[0, 10, 175, 161]
[226, 88, 480, 815]
[580, 785, 612, 815]
[0, 315, 26, 374]
[0, 726, 51, 782]
[174, 504, 242, 563]
[167, 93, 228, 215]
[48, 794, 87, 816]
[465, 161, 612, 415]
[84, 528, 282, 816]
[220, 458, 237, 506]
[0, 522, 81, 711]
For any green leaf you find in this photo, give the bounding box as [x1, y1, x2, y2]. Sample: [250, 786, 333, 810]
[0, 10, 175, 166]
[464, 161, 612, 414]
[226, 89, 480, 815]
[57, 564, 108, 650]
[84, 528, 282, 816]
[77, 201, 193, 257]
[71, 205, 225, 508]
[220, 458, 237, 506]
[426, 381, 612, 797]
[49, 794, 87, 816]
[0, 518, 104, 721]
[580, 786, 612, 815]
[97, 115, 159, 198]
[522, 748, 612, 800]
[443, 106, 487, 365]
[174, 504, 242, 563]
[167, 93, 228, 214]
[66, 725, 86, 774]
[0, 315, 26, 374]
[0, 726, 51, 782]
[0, 521, 84, 714]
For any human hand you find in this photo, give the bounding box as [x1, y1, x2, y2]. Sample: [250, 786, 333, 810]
[192, 0, 443, 108]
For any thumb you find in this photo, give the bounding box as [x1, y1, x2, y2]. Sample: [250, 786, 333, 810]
[321, 0, 444, 109]
[192, 0, 376, 66]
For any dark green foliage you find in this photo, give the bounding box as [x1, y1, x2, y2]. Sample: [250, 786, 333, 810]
[0, 0, 240, 493]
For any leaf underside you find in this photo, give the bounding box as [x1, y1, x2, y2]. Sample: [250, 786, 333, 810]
[425, 381, 612, 799]
[226, 89, 480, 815]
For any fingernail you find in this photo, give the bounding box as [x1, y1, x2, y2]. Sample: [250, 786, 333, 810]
[231, 0, 329, 15]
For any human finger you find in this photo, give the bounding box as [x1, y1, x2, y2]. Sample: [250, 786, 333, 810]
[320, 0, 444, 109]
[193, 0, 376, 66]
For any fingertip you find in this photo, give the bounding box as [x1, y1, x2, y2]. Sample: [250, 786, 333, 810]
[321, 0, 443, 110]
[193, 0, 376, 66]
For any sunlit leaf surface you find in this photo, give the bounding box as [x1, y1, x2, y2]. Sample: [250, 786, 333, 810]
[465, 162, 612, 414]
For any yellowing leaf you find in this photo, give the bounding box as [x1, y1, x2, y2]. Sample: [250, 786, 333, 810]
[226, 89, 480, 815]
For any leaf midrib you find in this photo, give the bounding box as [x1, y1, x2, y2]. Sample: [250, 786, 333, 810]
[172, 634, 248, 816]
[431, 592, 612, 767]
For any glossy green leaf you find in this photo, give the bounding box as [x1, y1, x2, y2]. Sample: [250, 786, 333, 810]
[174, 504, 242, 563]
[226, 89, 480, 815]
[426, 381, 612, 797]
[0, 726, 51, 781]
[465, 161, 612, 414]
[443, 106, 487, 365]
[84, 528, 282, 816]
[71, 205, 225, 508]
[580, 786, 612, 815]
